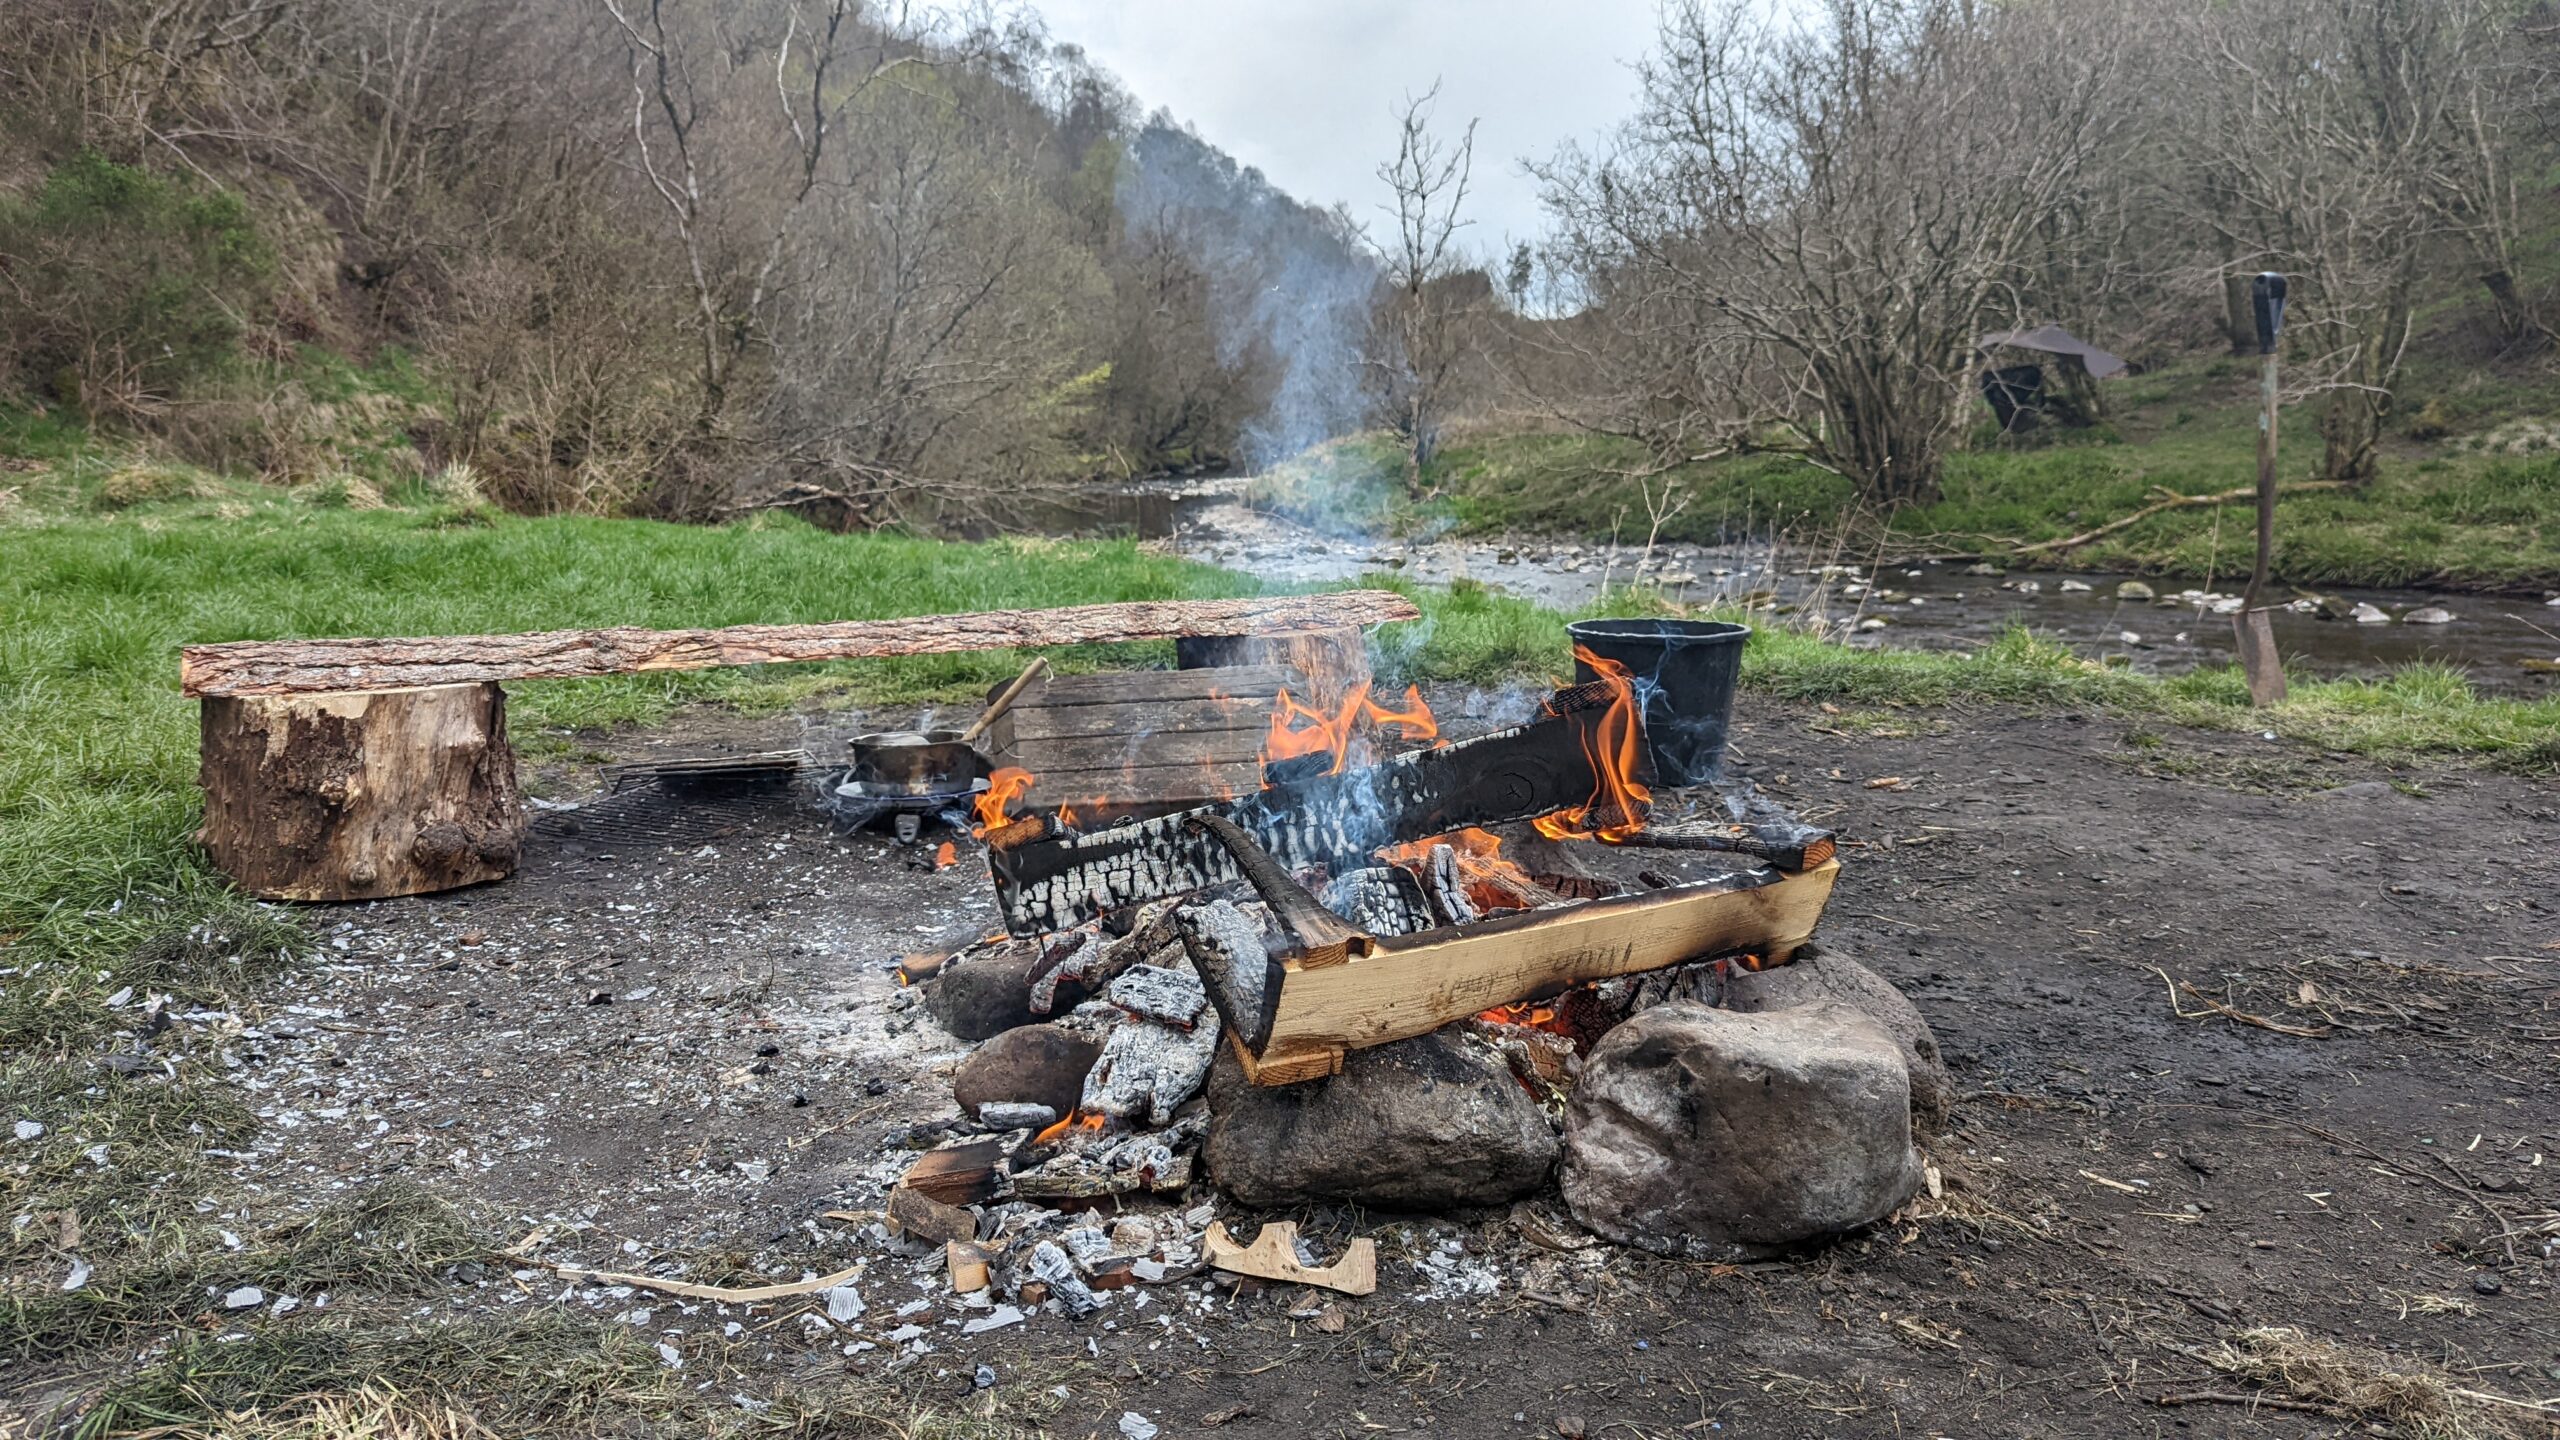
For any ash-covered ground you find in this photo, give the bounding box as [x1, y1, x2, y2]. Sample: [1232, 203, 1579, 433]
[136, 694, 2560, 1438]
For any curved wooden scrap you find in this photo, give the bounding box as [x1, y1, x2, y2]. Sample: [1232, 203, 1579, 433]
[1204, 1221, 1377, 1296]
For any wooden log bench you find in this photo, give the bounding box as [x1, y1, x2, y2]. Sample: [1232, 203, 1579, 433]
[180, 591, 1420, 902]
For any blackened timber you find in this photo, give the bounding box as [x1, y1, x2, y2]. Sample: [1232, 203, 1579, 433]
[1612, 816, 1837, 872]
[1189, 814, 1366, 965]
[988, 684, 1626, 934]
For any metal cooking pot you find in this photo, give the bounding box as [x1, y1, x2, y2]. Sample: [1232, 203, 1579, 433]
[843, 729, 984, 794]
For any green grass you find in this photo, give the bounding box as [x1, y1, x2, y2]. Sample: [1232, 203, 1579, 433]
[1390, 357, 2560, 592]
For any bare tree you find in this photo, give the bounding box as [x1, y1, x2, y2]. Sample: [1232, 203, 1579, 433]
[1368, 83, 1479, 476]
[1537, 0, 2126, 506]
[595, 0, 938, 435]
[2190, 0, 2509, 483]
[2431, 10, 2554, 353]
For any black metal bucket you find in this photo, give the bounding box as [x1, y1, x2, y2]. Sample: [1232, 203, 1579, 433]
[1566, 618, 1751, 787]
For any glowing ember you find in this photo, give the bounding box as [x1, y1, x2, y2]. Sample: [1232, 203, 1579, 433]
[1261, 681, 1441, 776]
[973, 766, 1036, 833]
[1532, 647, 1650, 843]
[932, 841, 957, 869]
[1377, 826, 1542, 913]
[1476, 1000, 1560, 1028]
[1033, 1109, 1108, 1144]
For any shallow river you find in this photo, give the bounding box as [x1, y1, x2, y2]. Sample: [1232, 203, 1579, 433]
[989, 478, 2560, 696]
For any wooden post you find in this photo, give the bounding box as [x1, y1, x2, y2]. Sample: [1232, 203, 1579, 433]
[2236, 271, 2289, 707]
[197, 684, 524, 900]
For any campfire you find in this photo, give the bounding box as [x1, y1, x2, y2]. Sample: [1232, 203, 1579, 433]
[860, 614, 1935, 1301]
[962, 650, 1835, 1081]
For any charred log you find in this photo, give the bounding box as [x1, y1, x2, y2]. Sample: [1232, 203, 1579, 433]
[989, 681, 1630, 934]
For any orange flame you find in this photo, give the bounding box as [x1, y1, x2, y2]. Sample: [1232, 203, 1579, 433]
[1033, 1109, 1108, 1144]
[1376, 826, 1542, 913]
[932, 841, 957, 870]
[1532, 647, 1650, 843]
[1476, 1000, 1564, 1031]
[1261, 682, 1440, 777]
[973, 767, 1036, 833]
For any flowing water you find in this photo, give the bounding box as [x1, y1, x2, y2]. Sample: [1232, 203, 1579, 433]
[969, 478, 2560, 697]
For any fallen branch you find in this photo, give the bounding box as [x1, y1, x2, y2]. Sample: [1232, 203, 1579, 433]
[2154, 968, 2332, 1039]
[2150, 1390, 2334, 1415]
[2011, 483, 2345, 558]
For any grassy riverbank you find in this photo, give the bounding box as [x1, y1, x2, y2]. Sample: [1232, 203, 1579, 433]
[4, 480, 2556, 1431]
[1249, 359, 2560, 593]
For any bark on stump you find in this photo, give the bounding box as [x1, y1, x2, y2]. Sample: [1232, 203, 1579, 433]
[197, 683, 524, 901]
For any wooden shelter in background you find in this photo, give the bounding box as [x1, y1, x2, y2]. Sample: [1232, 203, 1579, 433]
[1977, 324, 2128, 432]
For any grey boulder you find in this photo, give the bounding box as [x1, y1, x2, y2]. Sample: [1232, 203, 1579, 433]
[1203, 1030, 1557, 1210]
[1561, 1001, 1923, 1256]
[1721, 947, 1952, 1128]
[953, 1024, 1102, 1123]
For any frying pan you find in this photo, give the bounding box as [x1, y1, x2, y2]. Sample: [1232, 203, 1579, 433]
[839, 657, 1049, 793]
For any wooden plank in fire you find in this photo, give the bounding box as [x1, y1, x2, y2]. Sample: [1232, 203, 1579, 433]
[986, 681, 1622, 934]
[1172, 810, 1840, 1085]
[981, 665, 1297, 823]
[1235, 861, 1840, 1084]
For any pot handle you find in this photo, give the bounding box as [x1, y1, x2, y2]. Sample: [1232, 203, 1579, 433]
[958, 656, 1050, 746]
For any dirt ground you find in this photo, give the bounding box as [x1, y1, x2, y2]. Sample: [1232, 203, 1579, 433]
[170, 693, 2560, 1438]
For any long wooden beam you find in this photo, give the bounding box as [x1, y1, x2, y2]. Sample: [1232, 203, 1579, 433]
[178, 592, 1421, 697]
[1240, 860, 1841, 1084]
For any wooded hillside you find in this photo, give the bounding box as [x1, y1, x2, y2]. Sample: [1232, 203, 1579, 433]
[0, 0, 1376, 522]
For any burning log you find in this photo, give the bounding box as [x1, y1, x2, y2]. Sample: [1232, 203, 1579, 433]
[1079, 1001, 1221, 1126]
[1609, 815, 1837, 873]
[1418, 843, 1480, 925]
[1318, 866, 1436, 937]
[178, 592, 1422, 697]
[1178, 816, 1840, 1085]
[1102, 962, 1209, 1029]
[987, 680, 1630, 934]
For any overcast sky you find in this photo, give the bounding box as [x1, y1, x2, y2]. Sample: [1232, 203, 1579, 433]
[1030, 0, 1664, 257]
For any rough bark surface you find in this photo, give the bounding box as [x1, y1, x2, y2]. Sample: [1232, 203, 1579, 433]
[180, 593, 1421, 697]
[197, 684, 524, 900]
